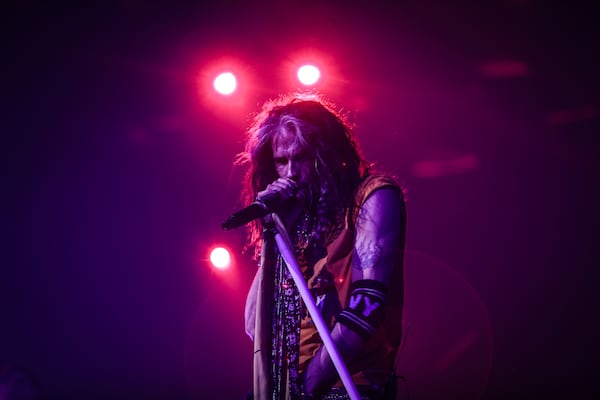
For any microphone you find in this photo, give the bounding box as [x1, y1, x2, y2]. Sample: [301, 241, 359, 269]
[221, 190, 296, 231]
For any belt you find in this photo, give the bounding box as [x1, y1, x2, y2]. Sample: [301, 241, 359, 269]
[303, 385, 385, 400]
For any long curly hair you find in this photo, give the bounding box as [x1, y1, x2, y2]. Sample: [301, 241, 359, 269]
[235, 93, 370, 258]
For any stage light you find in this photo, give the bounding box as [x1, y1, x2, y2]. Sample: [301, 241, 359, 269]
[297, 64, 320, 85]
[213, 72, 237, 95]
[210, 247, 231, 269]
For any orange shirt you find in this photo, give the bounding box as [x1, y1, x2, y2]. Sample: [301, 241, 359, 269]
[298, 174, 406, 386]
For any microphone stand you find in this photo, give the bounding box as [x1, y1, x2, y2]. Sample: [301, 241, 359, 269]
[268, 213, 360, 400]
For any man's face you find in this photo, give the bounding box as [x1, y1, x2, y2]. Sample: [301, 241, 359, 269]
[271, 127, 317, 190]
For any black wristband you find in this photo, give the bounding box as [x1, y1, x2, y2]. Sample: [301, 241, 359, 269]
[336, 279, 388, 339]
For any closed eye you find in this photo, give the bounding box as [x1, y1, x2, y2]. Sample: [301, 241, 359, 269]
[273, 150, 313, 165]
[293, 151, 312, 162]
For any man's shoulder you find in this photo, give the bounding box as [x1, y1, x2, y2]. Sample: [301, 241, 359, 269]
[356, 172, 402, 201]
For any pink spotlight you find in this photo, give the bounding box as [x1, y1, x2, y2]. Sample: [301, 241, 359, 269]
[209, 247, 231, 270]
[297, 64, 320, 85]
[213, 72, 237, 95]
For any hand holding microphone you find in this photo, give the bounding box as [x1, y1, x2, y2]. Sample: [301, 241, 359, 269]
[221, 178, 303, 231]
[256, 178, 299, 204]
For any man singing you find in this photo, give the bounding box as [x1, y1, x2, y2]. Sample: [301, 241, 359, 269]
[238, 93, 406, 400]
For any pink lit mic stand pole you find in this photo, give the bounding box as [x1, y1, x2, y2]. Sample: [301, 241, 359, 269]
[269, 213, 360, 400]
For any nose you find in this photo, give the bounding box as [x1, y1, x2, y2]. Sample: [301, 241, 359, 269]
[285, 160, 300, 181]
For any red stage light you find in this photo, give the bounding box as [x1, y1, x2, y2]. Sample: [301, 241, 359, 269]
[196, 56, 251, 115]
[297, 64, 320, 85]
[209, 247, 231, 269]
[213, 72, 237, 95]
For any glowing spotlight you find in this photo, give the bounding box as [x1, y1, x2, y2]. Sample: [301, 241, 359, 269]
[213, 72, 237, 95]
[210, 247, 231, 269]
[297, 65, 320, 85]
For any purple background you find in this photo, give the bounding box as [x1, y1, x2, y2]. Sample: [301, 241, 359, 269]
[3, 1, 598, 399]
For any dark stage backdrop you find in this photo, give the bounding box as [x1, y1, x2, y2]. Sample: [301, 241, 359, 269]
[3, 1, 598, 399]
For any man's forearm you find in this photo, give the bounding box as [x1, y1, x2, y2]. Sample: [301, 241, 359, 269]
[303, 324, 366, 396]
